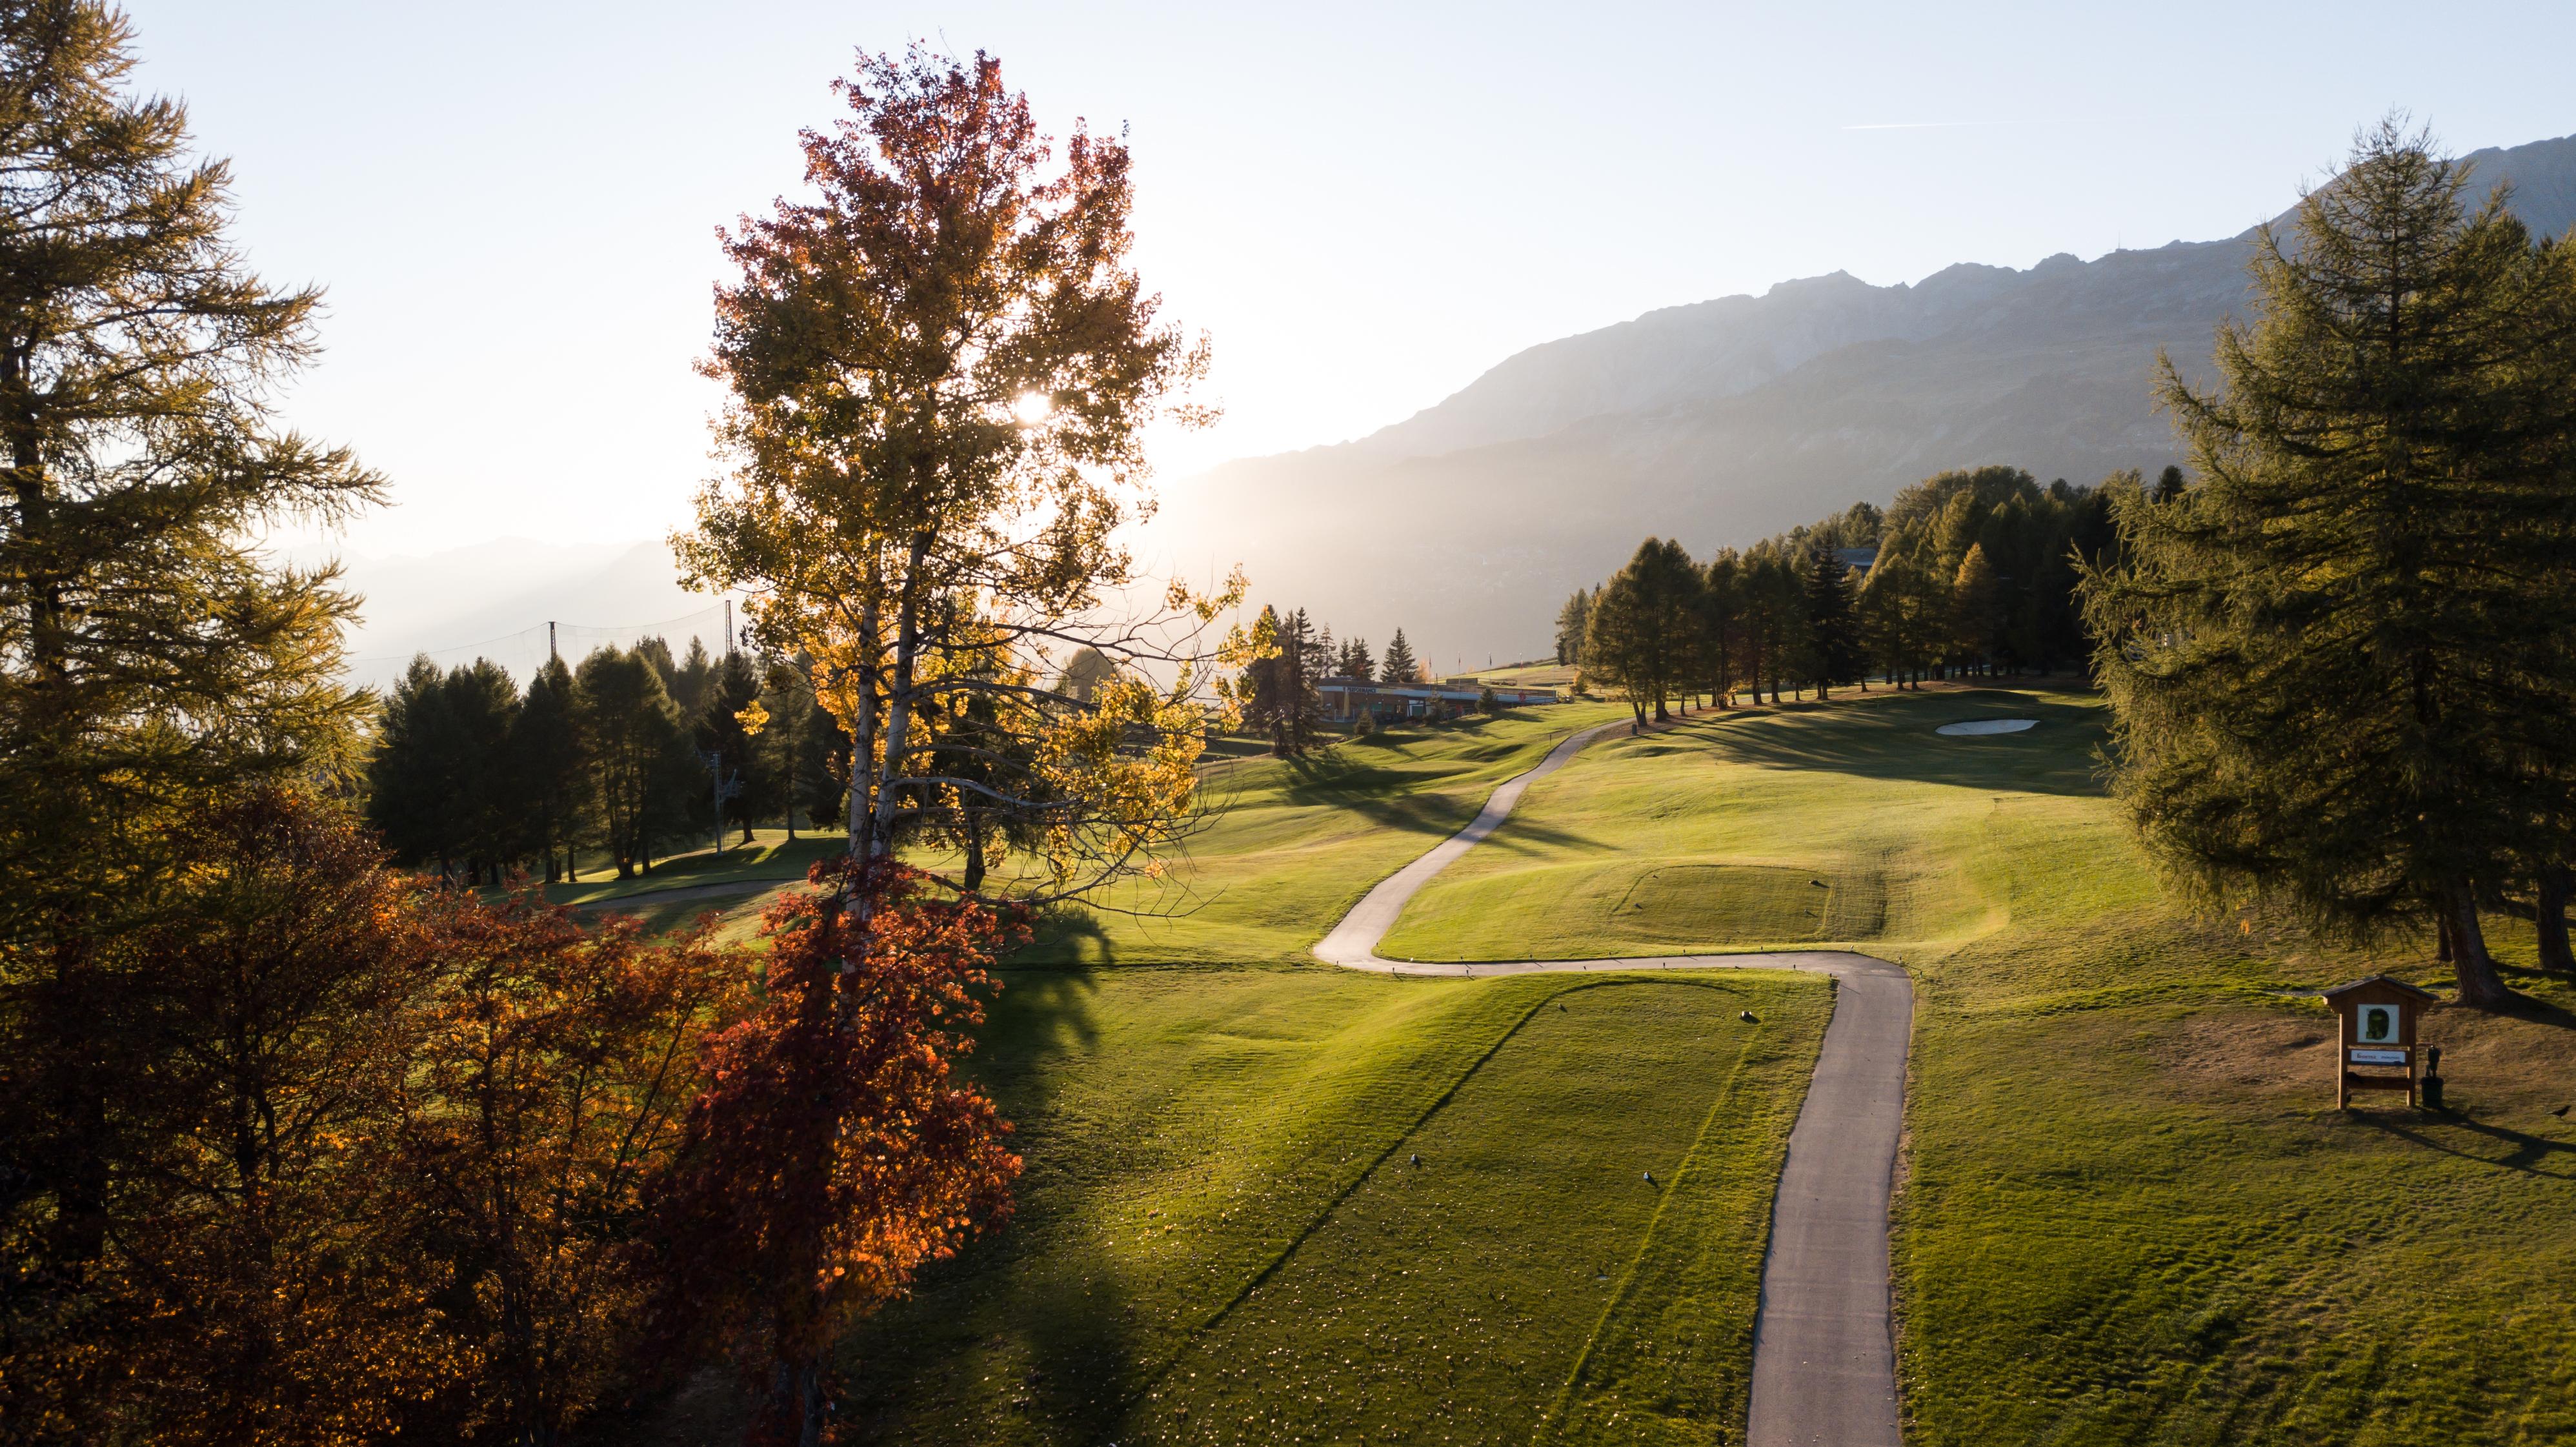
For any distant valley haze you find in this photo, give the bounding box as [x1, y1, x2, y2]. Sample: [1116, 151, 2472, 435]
[336, 128, 2576, 678]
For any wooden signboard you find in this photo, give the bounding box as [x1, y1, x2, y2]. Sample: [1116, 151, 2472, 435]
[2321, 975, 2437, 1108]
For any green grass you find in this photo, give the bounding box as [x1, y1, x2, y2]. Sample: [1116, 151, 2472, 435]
[539, 828, 841, 907]
[822, 968, 1829, 1444]
[1002, 704, 1631, 966]
[1374, 683, 2576, 1446]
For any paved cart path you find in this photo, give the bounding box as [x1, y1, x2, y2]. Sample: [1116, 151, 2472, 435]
[1313, 718, 1911, 1447]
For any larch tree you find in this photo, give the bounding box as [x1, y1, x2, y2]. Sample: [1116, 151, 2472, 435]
[1698, 551, 1744, 704]
[1949, 543, 2004, 675]
[2081, 120, 2576, 1009]
[1584, 538, 1700, 724]
[0, 6, 381, 1422]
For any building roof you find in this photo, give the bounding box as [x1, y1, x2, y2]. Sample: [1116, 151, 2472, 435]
[2320, 974, 2439, 1002]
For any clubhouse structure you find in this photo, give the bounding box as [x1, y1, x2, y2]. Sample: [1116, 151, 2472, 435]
[1318, 676, 1563, 724]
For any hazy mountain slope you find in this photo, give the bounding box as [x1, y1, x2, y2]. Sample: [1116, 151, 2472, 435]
[334, 538, 734, 689]
[1160, 131, 2576, 668]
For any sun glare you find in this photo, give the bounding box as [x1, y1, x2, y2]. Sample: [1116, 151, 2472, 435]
[1012, 390, 1052, 425]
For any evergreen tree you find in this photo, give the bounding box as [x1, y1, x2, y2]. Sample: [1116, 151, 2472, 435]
[2081, 121, 2576, 1009]
[0, 5, 383, 1424]
[670, 636, 718, 723]
[1950, 543, 2005, 675]
[1246, 606, 1324, 755]
[2151, 464, 2186, 503]
[1379, 629, 1419, 686]
[510, 656, 589, 881]
[1742, 545, 1809, 703]
[1800, 543, 1862, 698]
[1583, 538, 1700, 724]
[576, 647, 694, 878]
[695, 648, 769, 846]
[441, 659, 523, 884]
[1699, 551, 1744, 703]
[1342, 636, 1370, 680]
[756, 656, 818, 838]
[367, 658, 468, 875]
[1555, 589, 1591, 666]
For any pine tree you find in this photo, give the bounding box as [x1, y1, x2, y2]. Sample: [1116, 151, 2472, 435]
[576, 647, 695, 878]
[1801, 543, 1862, 698]
[2151, 464, 2186, 503]
[696, 648, 768, 846]
[510, 656, 589, 881]
[368, 658, 467, 876]
[1380, 629, 1419, 687]
[443, 660, 523, 884]
[2081, 120, 2576, 1009]
[1338, 636, 1372, 682]
[1555, 589, 1591, 666]
[1246, 607, 1323, 756]
[1698, 552, 1744, 703]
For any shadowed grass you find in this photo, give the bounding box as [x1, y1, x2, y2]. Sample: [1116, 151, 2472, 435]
[819, 968, 1827, 1445]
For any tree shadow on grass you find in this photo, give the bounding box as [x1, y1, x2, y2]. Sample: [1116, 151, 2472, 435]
[2350, 1108, 2576, 1180]
[834, 960, 1154, 1435]
[1682, 688, 2111, 798]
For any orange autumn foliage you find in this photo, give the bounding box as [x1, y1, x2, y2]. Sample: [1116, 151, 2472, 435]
[643, 858, 1023, 1444]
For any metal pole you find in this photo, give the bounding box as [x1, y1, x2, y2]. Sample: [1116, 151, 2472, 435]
[724, 599, 734, 656]
[548, 620, 556, 663]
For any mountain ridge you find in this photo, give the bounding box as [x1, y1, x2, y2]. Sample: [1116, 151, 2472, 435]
[1154, 130, 2576, 669]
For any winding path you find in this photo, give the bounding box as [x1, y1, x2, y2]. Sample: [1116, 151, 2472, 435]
[1313, 719, 1911, 1447]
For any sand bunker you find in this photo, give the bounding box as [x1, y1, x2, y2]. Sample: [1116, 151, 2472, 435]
[1935, 718, 2038, 736]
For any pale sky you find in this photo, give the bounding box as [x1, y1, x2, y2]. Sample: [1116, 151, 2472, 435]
[126, 0, 2576, 559]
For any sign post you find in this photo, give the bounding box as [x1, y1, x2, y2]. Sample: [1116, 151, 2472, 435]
[2321, 975, 2437, 1109]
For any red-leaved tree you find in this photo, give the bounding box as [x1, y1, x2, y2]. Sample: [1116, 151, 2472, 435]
[643, 859, 1022, 1446]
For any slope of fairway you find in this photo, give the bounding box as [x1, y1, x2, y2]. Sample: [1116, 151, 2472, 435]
[825, 968, 1829, 1445]
[1380, 685, 2576, 1446]
[1008, 703, 1630, 966]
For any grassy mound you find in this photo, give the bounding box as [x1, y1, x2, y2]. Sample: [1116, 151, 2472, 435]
[818, 968, 1828, 1444]
[1380, 683, 2576, 1446]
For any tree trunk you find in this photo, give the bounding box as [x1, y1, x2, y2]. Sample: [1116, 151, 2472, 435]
[962, 815, 987, 896]
[2539, 864, 2574, 973]
[2442, 883, 2513, 1008]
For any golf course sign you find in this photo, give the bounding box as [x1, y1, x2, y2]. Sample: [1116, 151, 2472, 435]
[2321, 975, 2437, 1109]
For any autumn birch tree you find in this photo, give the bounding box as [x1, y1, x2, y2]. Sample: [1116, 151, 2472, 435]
[670, 48, 1251, 1442]
[679, 46, 1251, 902]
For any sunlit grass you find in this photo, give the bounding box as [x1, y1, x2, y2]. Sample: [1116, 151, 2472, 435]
[1378, 683, 2576, 1446]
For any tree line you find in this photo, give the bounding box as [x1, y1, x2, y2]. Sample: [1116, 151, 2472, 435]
[1569, 469, 2122, 725]
[1240, 605, 1431, 755]
[4, 27, 1227, 1446]
[365, 636, 846, 884]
